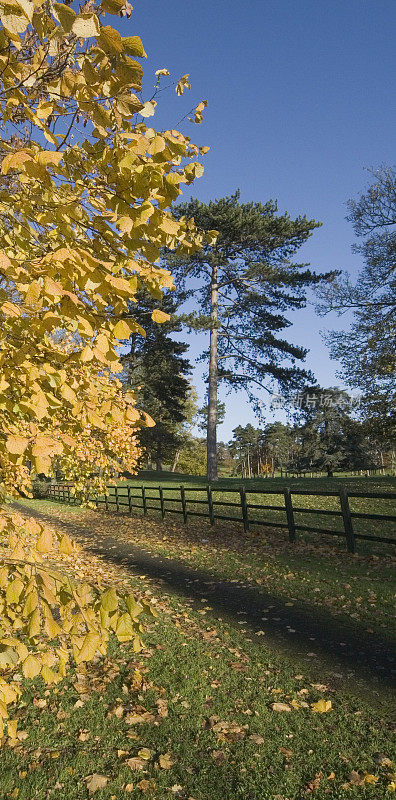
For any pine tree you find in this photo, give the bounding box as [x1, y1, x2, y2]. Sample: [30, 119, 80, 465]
[164, 191, 333, 480]
[317, 166, 396, 436]
[291, 388, 375, 476]
[122, 292, 192, 471]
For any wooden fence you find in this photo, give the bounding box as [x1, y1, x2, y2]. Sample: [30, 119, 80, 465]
[46, 482, 396, 554]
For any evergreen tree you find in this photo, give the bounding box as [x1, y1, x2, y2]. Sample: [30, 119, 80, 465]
[317, 166, 396, 435]
[229, 424, 263, 477]
[164, 191, 332, 480]
[122, 292, 192, 471]
[261, 422, 295, 475]
[291, 388, 376, 476]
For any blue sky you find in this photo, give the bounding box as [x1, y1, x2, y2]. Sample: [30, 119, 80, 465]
[119, 1, 395, 440]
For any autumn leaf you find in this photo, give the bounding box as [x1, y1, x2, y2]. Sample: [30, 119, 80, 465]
[271, 702, 292, 712]
[158, 753, 174, 769]
[84, 774, 109, 794]
[311, 700, 332, 713]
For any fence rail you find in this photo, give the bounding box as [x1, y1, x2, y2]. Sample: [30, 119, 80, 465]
[45, 482, 396, 553]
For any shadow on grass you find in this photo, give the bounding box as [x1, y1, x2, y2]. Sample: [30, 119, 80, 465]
[15, 502, 395, 691]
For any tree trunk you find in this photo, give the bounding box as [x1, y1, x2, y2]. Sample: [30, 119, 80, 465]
[156, 433, 162, 472]
[171, 450, 180, 472]
[207, 261, 218, 481]
[326, 467, 333, 477]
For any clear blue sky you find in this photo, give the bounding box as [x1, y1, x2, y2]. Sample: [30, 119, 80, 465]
[119, 1, 395, 440]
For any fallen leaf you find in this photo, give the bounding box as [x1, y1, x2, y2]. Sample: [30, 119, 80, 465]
[311, 699, 332, 713]
[137, 779, 155, 792]
[137, 748, 152, 761]
[271, 702, 292, 712]
[85, 774, 109, 794]
[158, 753, 174, 769]
[126, 757, 146, 771]
[249, 734, 265, 745]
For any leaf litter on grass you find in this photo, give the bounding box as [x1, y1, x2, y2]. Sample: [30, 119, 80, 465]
[6, 498, 395, 799]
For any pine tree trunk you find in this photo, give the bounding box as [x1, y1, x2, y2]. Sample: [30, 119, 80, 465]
[207, 261, 218, 481]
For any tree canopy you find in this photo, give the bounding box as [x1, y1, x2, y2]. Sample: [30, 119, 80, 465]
[122, 291, 192, 470]
[0, 0, 211, 732]
[317, 166, 395, 437]
[164, 191, 332, 479]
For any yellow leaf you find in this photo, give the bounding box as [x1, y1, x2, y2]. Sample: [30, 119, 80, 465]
[151, 309, 170, 324]
[41, 665, 61, 685]
[43, 606, 62, 639]
[7, 719, 18, 740]
[126, 595, 143, 618]
[6, 578, 24, 605]
[139, 101, 156, 118]
[75, 633, 101, 664]
[36, 151, 63, 167]
[28, 608, 41, 638]
[25, 280, 41, 304]
[271, 702, 292, 712]
[363, 774, 378, 784]
[137, 748, 152, 761]
[53, 1, 76, 32]
[22, 654, 41, 679]
[99, 25, 124, 54]
[100, 587, 118, 613]
[72, 14, 99, 38]
[113, 319, 134, 340]
[35, 528, 53, 553]
[6, 435, 29, 455]
[115, 613, 134, 642]
[122, 36, 147, 58]
[85, 774, 109, 794]
[158, 753, 174, 769]
[311, 700, 332, 713]
[59, 534, 74, 555]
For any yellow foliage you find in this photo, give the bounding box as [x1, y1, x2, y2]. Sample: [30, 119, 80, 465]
[0, 0, 211, 737]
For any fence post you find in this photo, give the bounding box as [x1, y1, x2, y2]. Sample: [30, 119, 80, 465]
[284, 488, 296, 542]
[115, 485, 120, 514]
[141, 485, 147, 516]
[127, 486, 133, 515]
[339, 488, 356, 553]
[159, 486, 165, 519]
[105, 490, 109, 512]
[207, 485, 215, 525]
[239, 486, 249, 532]
[180, 485, 188, 524]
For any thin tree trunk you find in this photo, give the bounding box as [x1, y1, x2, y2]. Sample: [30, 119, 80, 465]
[171, 450, 180, 472]
[156, 433, 162, 472]
[207, 261, 218, 481]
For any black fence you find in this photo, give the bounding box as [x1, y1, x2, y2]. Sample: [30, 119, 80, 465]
[46, 482, 396, 554]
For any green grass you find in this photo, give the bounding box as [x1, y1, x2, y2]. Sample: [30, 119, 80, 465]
[3, 497, 395, 799]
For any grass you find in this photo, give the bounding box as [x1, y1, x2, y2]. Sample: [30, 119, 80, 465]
[2, 496, 396, 800]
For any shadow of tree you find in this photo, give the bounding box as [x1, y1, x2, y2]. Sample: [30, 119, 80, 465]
[16, 503, 395, 690]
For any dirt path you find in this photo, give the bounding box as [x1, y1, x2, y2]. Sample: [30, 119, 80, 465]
[15, 502, 395, 690]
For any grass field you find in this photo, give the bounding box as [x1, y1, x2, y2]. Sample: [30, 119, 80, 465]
[3, 493, 395, 800]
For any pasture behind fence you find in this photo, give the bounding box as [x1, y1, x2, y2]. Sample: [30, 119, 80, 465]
[46, 482, 396, 553]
